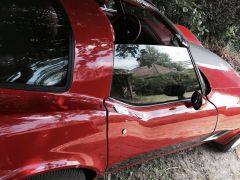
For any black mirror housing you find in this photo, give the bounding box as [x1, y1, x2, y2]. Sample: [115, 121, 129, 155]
[191, 91, 203, 110]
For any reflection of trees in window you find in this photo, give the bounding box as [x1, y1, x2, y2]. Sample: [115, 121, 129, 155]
[116, 44, 139, 58]
[131, 71, 198, 96]
[115, 45, 184, 71]
[111, 69, 134, 100]
[112, 45, 200, 104]
[136, 46, 184, 71]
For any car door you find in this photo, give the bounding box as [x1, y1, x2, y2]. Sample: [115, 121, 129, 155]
[104, 44, 218, 169]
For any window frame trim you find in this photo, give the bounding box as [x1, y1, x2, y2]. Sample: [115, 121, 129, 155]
[109, 96, 192, 108]
[0, 0, 74, 93]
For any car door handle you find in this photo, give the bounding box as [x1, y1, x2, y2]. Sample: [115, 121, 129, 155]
[113, 105, 130, 115]
[113, 105, 142, 119]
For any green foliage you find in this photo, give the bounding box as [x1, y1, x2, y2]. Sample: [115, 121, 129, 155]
[115, 45, 139, 58]
[151, 0, 240, 51]
[137, 46, 184, 71]
[132, 71, 199, 96]
[137, 46, 171, 67]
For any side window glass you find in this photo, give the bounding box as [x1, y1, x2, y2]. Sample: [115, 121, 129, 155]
[111, 45, 200, 105]
[0, 0, 70, 88]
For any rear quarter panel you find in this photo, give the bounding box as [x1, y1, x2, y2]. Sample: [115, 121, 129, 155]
[190, 43, 240, 136]
[0, 0, 114, 179]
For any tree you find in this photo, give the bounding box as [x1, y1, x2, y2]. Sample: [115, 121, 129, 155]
[150, 0, 240, 49]
[136, 46, 184, 71]
[115, 44, 139, 58]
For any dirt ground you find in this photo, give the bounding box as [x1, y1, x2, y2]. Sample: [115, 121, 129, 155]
[103, 143, 240, 180]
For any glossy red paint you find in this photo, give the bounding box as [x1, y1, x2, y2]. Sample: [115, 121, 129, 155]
[198, 64, 240, 145]
[63, 0, 114, 97]
[1, 0, 240, 179]
[214, 129, 240, 145]
[176, 24, 203, 47]
[104, 97, 217, 167]
[0, 0, 114, 179]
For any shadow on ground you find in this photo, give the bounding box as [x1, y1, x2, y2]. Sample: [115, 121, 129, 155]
[103, 143, 240, 180]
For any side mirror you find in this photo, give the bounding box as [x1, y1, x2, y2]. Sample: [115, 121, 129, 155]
[191, 91, 203, 110]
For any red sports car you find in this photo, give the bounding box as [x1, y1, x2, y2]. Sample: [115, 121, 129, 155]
[0, 0, 240, 179]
